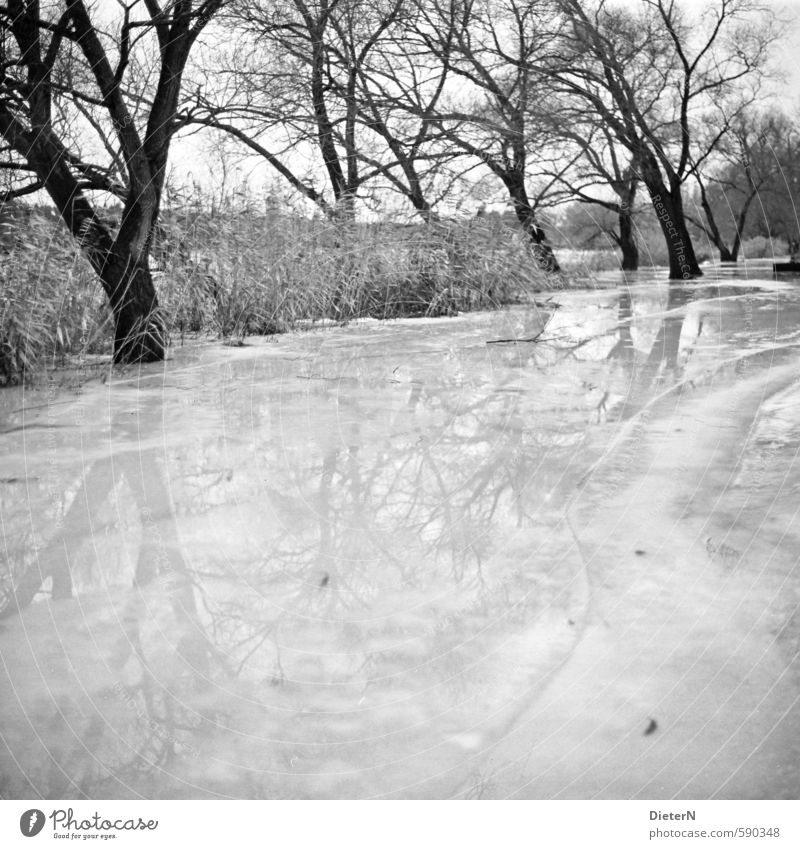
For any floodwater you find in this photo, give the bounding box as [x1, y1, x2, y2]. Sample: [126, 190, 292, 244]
[1, 262, 799, 799]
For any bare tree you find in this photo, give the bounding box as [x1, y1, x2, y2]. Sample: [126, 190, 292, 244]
[0, 0, 223, 363]
[217, 0, 375, 218]
[542, 0, 777, 279]
[183, 0, 461, 221]
[752, 116, 800, 245]
[537, 115, 642, 269]
[690, 109, 798, 260]
[328, 0, 461, 220]
[401, 0, 566, 270]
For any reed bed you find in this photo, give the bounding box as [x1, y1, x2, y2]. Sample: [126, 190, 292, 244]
[1, 208, 566, 383]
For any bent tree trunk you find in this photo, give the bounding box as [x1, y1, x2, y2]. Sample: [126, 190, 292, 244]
[0, 0, 224, 366]
[71, 223, 165, 364]
[639, 157, 702, 279]
[2, 126, 166, 362]
[75, 209, 165, 363]
[96, 248, 165, 363]
[505, 177, 560, 272]
[647, 185, 702, 278]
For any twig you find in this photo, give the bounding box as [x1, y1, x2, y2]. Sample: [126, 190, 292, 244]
[486, 329, 545, 345]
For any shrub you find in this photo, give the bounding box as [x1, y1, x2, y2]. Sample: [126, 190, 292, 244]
[739, 235, 788, 259]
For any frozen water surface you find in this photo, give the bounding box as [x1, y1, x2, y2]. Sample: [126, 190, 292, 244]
[1, 263, 799, 799]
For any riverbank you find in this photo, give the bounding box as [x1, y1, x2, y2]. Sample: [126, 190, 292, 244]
[1, 215, 574, 386]
[3, 206, 790, 389]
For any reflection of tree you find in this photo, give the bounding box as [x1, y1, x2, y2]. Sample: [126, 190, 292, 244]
[8, 286, 758, 796]
[534, 284, 743, 425]
[0, 431, 221, 796]
[1, 338, 595, 796]
[614, 286, 693, 418]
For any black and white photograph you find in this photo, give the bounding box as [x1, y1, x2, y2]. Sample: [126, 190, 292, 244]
[0, 0, 799, 833]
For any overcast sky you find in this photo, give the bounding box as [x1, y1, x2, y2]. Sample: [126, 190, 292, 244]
[169, 0, 800, 210]
[774, 0, 800, 95]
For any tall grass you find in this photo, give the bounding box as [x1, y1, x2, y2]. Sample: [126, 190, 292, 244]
[0, 213, 109, 385]
[0, 203, 565, 382]
[155, 210, 562, 341]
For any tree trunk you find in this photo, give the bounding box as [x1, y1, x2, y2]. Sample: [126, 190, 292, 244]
[73, 183, 166, 363]
[407, 177, 438, 223]
[528, 222, 561, 272]
[638, 154, 701, 278]
[504, 176, 560, 272]
[718, 245, 735, 263]
[730, 230, 743, 262]
[309, 23, 350, 210]
[729, 189, 759, 263]
[618, 207, 639, 270]
[696, 177, 737, 263]
[6, 127, 166, 363]
[93, 245, 165, 364]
